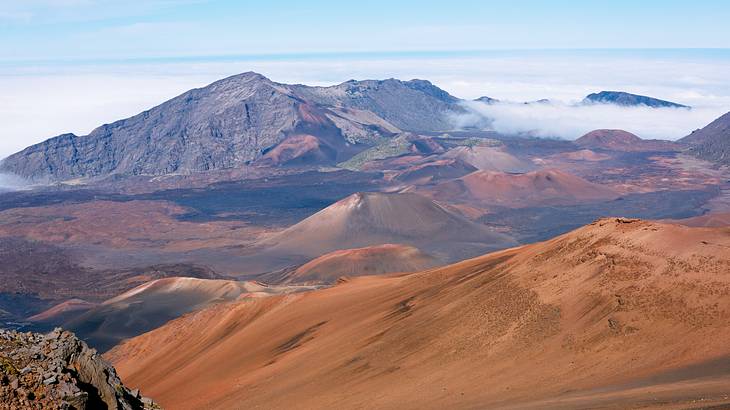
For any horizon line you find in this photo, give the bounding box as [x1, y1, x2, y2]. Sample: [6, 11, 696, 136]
[3, 47, 730, 68]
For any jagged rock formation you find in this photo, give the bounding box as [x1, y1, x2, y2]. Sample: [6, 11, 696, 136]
[582, 91, 689, 108]
[0, 327, 158, 409]
[0, 73, 465, 182]
[680, 111, 730, 165]
[290, 78, 463, 132]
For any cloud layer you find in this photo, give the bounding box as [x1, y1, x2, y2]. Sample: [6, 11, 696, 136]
[0, 172, 29, 191]
[458, 100, 727, 140]
[1, 50, 730, 158]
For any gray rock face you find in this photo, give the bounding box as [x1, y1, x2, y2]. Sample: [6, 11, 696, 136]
[680, 111, 730, 165]
[0, 327, 159, 409]
[0, 73, 465, 182]
[291, 78, 464, 132]
[582, 91, 689, 108]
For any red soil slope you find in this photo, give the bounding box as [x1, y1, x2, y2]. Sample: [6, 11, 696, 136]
[269, 244, 438, 284]
[431, 169, 618, 207]
[109, 218, 730, 409]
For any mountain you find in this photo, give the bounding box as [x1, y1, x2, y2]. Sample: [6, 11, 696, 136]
[430, 169, 618, 207]
[575, 129, 680, 152]
[256, 191, 516, 264]
[474, 96, 499, 104]
[582, 91, 689, 108]
[107, 218, 730, 409]
[263, 244, 438, 284]
[59, 277, 314, 352]
[679, 111, 730, 165]
[0, 73, 465, 182]
[0, 328, 157, 409]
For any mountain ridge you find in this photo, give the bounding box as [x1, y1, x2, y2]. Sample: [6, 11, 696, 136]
[582, 91, 689, 108]
[0, 72, 465, 182]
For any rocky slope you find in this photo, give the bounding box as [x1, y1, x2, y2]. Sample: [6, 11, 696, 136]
[680, 111, 730, 165]
[0, 73, 465, 182]
[108, 218, 730, 409]
[290, 78, 464, 132]
[0, 327, 157, 409]
[582, 91, 689, 108]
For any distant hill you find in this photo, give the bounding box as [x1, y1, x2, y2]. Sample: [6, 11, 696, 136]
[0, 73, 466, 182]
[474, 96, 499, 104]
[431, 169, 618, 207]
[258, 191, 516, 263]
[264, 244, 438, 285]
[576, 129, 680, 152]
[60, 277, 313, 351]
[583, 91, 689, 108]
[679, 111, 730, 165]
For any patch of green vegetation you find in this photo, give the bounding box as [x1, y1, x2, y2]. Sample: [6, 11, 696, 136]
[448, 137, 501, 147]
[338, 135, 412, 171]
[433, 133, 502, 148]
[0, 357, 17, 375]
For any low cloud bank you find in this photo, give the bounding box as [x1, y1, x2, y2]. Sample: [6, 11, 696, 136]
[0, 172, 29, 192]
[457, 100, 727, 141]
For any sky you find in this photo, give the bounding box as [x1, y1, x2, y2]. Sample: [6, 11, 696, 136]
[1, 1, 730, 158]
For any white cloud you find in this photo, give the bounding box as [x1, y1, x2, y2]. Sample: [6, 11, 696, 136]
[0, 73, 211, 158]
[457, 101, 727, 140]
[0, 172, 29, 191]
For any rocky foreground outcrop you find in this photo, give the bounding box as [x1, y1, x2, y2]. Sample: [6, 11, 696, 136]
[0, 328, 158, 409]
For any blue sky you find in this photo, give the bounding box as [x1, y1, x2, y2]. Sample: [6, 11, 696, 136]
[2, 0, 730, 61]
[1, 1, 730, 159]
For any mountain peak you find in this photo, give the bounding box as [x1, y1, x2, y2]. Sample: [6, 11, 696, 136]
[474, 96, 499, 104]
[583, 91, 689, 108]
[263, 191, 515, 261]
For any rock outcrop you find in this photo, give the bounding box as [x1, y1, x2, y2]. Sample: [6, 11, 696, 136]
[0, 327, 158, 409]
